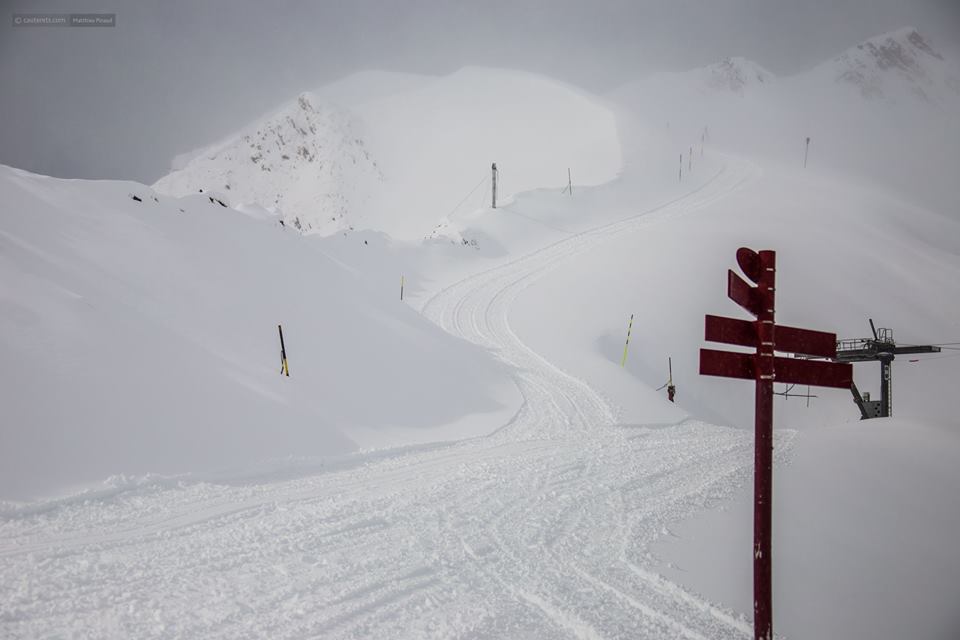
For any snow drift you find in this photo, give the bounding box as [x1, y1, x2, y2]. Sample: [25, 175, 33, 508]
[0, 165, 517, 499]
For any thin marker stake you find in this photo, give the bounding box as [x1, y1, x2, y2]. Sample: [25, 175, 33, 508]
[621, 314, 634, 367]
[400, 275, 405, 301]
[278, 324, 289, 377]
[667, 357, 676, 402]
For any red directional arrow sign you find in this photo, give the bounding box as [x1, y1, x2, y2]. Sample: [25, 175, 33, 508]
[704, 315, 839, 359]
[699, 347, 753, 380]
[700, 347, 852, 387]
[775, 356, 851, 388]
[728, 270, 761, 316]
[698, 247, 852, 640]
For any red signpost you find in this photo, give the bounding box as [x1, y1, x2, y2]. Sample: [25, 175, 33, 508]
[699, 248, 852, 640]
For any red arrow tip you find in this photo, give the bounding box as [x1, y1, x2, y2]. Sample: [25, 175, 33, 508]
[736, 247, 761, 284]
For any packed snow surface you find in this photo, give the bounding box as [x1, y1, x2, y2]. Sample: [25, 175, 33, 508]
[3, 33, 960, 640]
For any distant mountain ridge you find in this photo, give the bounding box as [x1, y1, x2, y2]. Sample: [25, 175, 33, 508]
[154, 68, 622, 241]
[613, 26, 956, 104]
[154, 93, 383, 235]
[631, 56, 775, 101]
[809, 27, 959, 103]
[154, 29, 956, 240]
[607, 26, 959, 216]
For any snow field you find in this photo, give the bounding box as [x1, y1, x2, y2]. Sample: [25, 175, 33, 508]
[1, 140, 768, 639]
[2, 37, 959, 639]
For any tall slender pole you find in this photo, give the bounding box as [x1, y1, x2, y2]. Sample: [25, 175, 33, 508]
[880, 356, 893, 418]
[278, 324, 289, 377]
[567, 167, 573, 196]
[400, 275, 405, 301]
[621, 314, 634, 367]
[688, 147, 692, 173]
[753, 250, 776, 640]
[667, 357, 676, 402]
[679, 153, 683, 182]
[491, 162, 498, 209]
[803, 137, 810, 169]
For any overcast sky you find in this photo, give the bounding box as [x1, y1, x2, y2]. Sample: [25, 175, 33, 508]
[2, 0, 958, 182]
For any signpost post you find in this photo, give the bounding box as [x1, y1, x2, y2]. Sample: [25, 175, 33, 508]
[699, 248, 852, 640]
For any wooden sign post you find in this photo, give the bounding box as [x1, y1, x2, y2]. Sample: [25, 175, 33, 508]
[699, 247, 852, 640]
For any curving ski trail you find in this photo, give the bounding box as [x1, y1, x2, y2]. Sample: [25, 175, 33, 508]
[0, 157, 776, 639]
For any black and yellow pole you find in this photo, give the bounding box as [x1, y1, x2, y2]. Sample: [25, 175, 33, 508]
[278, 324, 289, 377]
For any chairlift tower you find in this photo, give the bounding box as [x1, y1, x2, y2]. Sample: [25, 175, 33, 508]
[835, 319, 940, 419]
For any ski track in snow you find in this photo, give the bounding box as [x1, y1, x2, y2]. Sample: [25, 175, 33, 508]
[0, 157, 781, 639]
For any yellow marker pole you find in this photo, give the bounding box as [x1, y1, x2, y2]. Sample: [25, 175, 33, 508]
[621, 314, 634, 367]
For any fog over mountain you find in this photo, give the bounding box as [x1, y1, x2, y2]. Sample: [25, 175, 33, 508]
[153, 68, 621, 239]
[612, 27, 960, 214]
[2, 0, 958, 183]
[145, 26, 960, 230]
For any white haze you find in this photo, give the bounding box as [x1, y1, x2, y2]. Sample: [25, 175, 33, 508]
[2, 1, 959, 183]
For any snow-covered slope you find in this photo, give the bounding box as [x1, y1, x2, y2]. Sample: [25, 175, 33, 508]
[4, 119, 958, 639]
[155, 68, 622, 241]
[0, 165, 517, 499]
[415, 127, 960, 639]
[3, 27, 959, 640]
[154, 94, 383, 235]
[806, 27, 960, 104]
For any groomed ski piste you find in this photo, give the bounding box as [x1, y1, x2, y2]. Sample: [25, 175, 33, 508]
[3, 29, 960, 640]
[2, 157, 767, 639]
